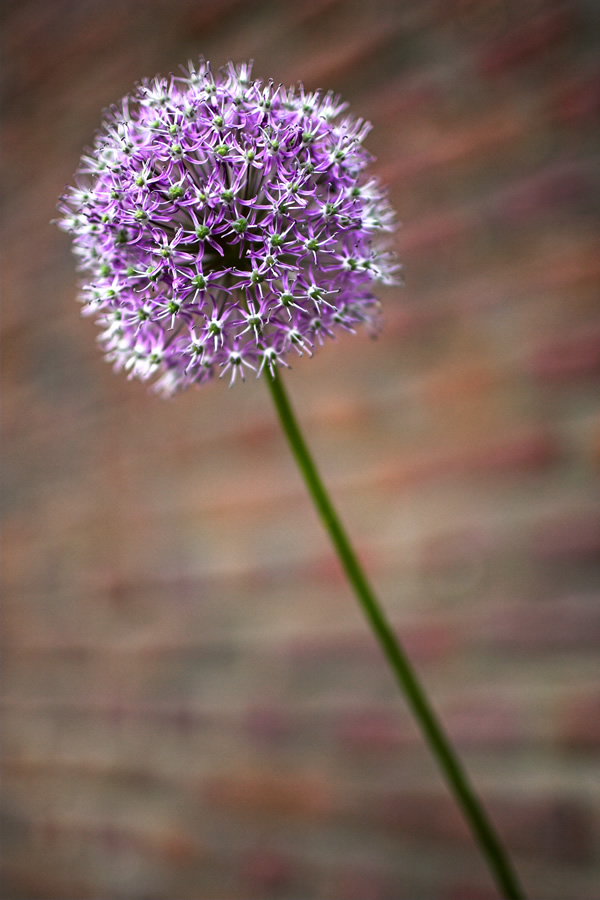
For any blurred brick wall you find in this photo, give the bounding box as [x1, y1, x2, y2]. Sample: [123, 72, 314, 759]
[2, 0, 600, 897]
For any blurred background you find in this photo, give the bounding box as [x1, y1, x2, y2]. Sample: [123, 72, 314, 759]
[2, 0, 600, 897]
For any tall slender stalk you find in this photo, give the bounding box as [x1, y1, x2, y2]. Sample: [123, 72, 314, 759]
[265, 367, 525, 900]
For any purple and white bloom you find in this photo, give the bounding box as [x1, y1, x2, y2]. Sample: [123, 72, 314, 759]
[57, 60, 399, 393]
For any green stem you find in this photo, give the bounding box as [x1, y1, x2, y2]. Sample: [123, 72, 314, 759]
[265, 367, 525, 900]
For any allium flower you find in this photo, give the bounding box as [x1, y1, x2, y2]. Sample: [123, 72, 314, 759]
[57, 59, 399, 393]
[54, 60, 525, 900]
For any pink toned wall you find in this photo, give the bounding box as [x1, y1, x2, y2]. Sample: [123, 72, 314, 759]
[2, 1, 600, 897]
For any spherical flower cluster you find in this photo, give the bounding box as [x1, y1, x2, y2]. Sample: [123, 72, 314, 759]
[57, 60, 399, 393]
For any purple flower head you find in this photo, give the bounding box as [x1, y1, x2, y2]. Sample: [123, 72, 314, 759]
[57, 60, 399, 393]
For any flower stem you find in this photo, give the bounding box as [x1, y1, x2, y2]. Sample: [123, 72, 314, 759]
[265, 367, 525, 900]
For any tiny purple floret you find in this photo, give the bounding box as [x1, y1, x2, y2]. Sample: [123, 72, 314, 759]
[57, 60, 399, 393]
